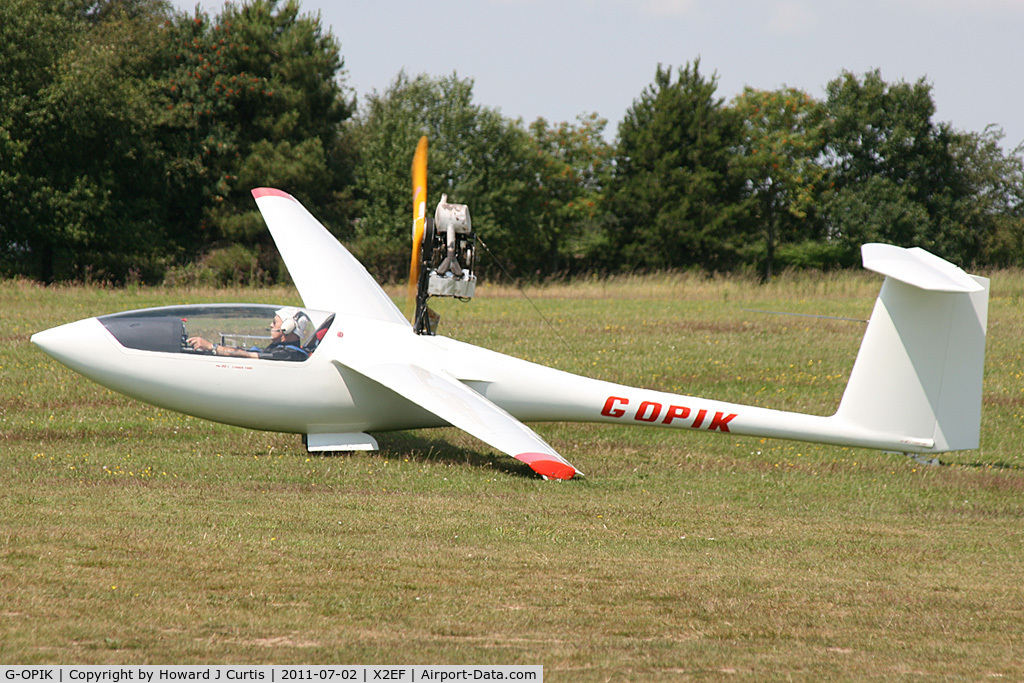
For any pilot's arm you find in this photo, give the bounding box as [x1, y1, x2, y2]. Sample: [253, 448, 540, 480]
[186, 336, 258, 359]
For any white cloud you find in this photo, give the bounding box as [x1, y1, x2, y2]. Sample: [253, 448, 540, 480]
[898, 0, 1024, 11]
[641, 0, 702, 16]
[589, 0, 700, 18]
[766, 0, 816, 34]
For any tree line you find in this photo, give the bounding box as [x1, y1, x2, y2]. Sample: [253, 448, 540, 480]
[3, 0, 1023, 285]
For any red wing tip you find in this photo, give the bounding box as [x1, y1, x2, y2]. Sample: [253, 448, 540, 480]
[251, 187, 294, 200]
[515, 453, 578, 480]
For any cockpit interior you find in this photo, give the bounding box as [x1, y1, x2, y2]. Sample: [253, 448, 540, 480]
[98, 304, 334, 360]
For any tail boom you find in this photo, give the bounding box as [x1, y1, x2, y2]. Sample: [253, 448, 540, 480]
[454, 354, 960, 454]
[439, 244, 988, 455]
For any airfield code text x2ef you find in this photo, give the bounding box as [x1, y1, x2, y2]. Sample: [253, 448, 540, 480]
[1, 668, 541, 683]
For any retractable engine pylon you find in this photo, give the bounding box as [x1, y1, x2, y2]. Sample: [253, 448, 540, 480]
[413, 194, 477, 335]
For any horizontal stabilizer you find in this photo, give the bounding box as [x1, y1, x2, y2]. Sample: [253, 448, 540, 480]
[861, 243, 983, 293]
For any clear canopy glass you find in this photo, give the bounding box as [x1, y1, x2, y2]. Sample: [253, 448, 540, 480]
[98, 304, 334, 360]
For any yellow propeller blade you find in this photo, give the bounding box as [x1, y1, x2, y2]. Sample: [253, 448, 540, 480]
[407, 136, 428, 319]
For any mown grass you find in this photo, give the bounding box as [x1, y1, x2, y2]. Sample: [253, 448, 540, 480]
[2, 272, 1023, 678]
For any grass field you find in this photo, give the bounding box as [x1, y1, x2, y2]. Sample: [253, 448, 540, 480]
[2, 271, 1023, 678]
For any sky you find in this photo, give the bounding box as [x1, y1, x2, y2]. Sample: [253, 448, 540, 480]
[170, 0, 1024, 150]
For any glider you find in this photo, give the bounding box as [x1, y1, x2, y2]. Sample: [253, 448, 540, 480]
[31, 140, 989, 480]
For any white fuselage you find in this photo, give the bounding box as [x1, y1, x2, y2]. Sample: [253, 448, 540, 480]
[31, 309, 941, 454]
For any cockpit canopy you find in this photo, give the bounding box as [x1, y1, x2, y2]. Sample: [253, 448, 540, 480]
[98, 304, 334, 360]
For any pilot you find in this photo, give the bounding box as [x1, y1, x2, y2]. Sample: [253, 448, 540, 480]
[187, 307, 312, 361]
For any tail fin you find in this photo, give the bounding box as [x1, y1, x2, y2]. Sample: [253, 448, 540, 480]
[835, 244, 989, 451]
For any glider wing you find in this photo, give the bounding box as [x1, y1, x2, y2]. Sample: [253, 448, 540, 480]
[252, 188, 409, 325]
[334, 354, 579, 480]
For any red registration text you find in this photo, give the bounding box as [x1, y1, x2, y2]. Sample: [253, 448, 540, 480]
[601, 396, 737, 432]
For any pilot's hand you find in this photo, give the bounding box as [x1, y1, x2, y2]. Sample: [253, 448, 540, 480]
[187, 336, 213, 352]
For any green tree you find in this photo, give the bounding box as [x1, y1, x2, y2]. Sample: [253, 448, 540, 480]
[0, 0, 355, 283]
[353, 72, 545, 281]
[0, 0, 74, 279]
[527, 113, 613, 273]
[824, 175, 931, 253]
[609, 61, 749, 272]
[0, 0, 174, 281]
[821, 70, 982, 263]
[731, 87, 829, 279]
[957, 127, 1024, 266]
[162, 0, 355, 276]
